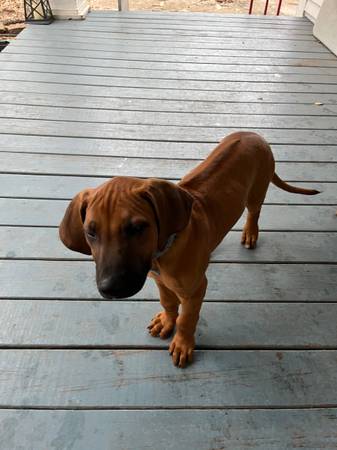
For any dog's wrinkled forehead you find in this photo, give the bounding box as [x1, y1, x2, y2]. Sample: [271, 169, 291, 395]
[86, 177, 151, 223]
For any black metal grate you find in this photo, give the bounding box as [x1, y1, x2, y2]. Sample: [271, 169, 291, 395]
[24, 0, 54, 24]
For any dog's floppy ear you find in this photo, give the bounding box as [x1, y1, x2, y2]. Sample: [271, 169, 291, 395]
[141, 178, 194, 250]
[59, 188, 94, 255]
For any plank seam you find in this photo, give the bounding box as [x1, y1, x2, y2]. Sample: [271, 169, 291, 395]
[4, 53, 337, 68]
[0, 405, 336, 411]
[1, 149, 337, 163]
[2, 69, 337, 86]
[2, 89, 336, 105]
[6, 44, 334, 58]
[1, 103, 337, 118]
[2, 117, 337, 132]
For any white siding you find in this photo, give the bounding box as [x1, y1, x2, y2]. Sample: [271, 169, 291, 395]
[297, 0, 324, 22]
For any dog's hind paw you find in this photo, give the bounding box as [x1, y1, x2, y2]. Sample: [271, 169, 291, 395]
[241, 227, 258, 249]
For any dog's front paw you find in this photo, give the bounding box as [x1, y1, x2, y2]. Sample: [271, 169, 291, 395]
[169, 333, 195, 368]
[147, 311, 177, 339]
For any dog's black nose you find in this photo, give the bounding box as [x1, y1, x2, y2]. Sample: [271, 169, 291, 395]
[98, 277, 117, 299]
[97, 272, 146, 299]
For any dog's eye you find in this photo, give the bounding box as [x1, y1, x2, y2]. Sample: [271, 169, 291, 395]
[85, 228, 97, 240]
[125, 221, 148, 236]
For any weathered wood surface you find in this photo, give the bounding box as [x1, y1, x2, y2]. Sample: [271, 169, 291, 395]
[10, 31, 328, 53]
[87, 11, 310, 22]
[1, 409, 336, 450]
[1, 228, 336, 263]
[9, 25, 327, 52]
[0, 174, 334, 204]
[14, 22, 319, 40]
[1, 300, 337, 348]
[5, 40, 334, 63]
[15, 25, 317, 41]
[4, 53, 337, 76]
[1, 134, 337, 162]
[2, 91, 337, 114]
[0, 349, 336, 407]
[1, 70, 336, 94]
[2, 79, 337, 103]
[2, 103, 337, 129]
[4, 49, 337, 69]
[0, 152, 335, 180]
[2, 119, 337, 144]
[1, 199, 335, 230]
[0, 10, 336, 447]
[1, 260, 335, 301]
[8, 65, 334, 89]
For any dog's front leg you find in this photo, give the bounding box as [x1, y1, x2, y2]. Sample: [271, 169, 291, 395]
[169, 276, 207, 368]
[148, 278, 180, 339]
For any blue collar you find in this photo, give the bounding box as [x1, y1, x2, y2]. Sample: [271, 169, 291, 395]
[153, 233, 177, 260]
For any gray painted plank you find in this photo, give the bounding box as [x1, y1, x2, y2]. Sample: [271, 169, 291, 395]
[3, 61, 337, 85]
[0, 153, 334, 181]
[19, 25, 315, 41]
[2, 228, 336, 263]
[1, 135, 336, 161]
[84, 19, 312, 31]
[49, 19, 313, 33]
[1, 300, 337, 348]
[0, 199, 335, 231]
[0, 409, 336, 450]
[19, 20, 313, 35]
[5, 46, 337, 69]
[0, 260, 335, 301]
[43, 20, 318, 38]
[1, 70, 336, 94]
[0, 349, 336, 407]
[1, 175, 334, 204]
[17, 28, 324, 51]
[2, 80, 337, 104]
[88, 11, 312, 24]
[1, 119, 337, 144]
[3, 53, 337, 76]
[5, 42, 335, 63]
[2, 104, 337, 129]
[70, 13, 313, 25]
[2, 91, 337, 116]
[88, 10, 310, 19]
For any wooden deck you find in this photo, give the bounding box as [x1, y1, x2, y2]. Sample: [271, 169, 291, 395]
[0, 10, 337, 449]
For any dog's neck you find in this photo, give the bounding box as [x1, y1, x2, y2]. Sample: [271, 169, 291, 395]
[153, 233, 177, 260]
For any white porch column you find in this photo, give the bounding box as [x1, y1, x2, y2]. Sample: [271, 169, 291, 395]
[49, 0, 90, 19]
[118, 0, 129, 11]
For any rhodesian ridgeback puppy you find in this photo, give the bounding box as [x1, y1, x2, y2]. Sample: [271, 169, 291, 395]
[59, 132, 319, 368]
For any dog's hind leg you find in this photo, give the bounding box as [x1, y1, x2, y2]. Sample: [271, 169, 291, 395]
[241, 208, 261, 249]
[241, 176, 271, 249]
[148, 278, 180, 339]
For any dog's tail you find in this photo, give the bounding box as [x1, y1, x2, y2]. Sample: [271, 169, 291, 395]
[272, 173, 320, 195]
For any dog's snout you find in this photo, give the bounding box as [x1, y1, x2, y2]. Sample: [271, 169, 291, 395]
[97, 268, 148, 300]
[98, 271, 126, 298]
[98, 276, 116, 297]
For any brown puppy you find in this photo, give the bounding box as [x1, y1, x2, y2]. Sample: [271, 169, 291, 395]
[59, 132, 319, 367]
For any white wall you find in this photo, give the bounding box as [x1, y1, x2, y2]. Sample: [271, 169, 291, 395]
[297, 0, 324, 22]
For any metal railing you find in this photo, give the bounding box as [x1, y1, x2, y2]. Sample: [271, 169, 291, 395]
[249, 0, 283, 15]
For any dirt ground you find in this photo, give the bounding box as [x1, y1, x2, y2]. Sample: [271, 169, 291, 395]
[0, 0, 299, 40]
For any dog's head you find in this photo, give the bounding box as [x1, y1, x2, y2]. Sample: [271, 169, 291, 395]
[59, 177, 193, 299]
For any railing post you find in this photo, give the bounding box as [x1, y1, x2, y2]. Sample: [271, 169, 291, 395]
[118, 0, 129, 11]
[249, 0, 283, 15]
